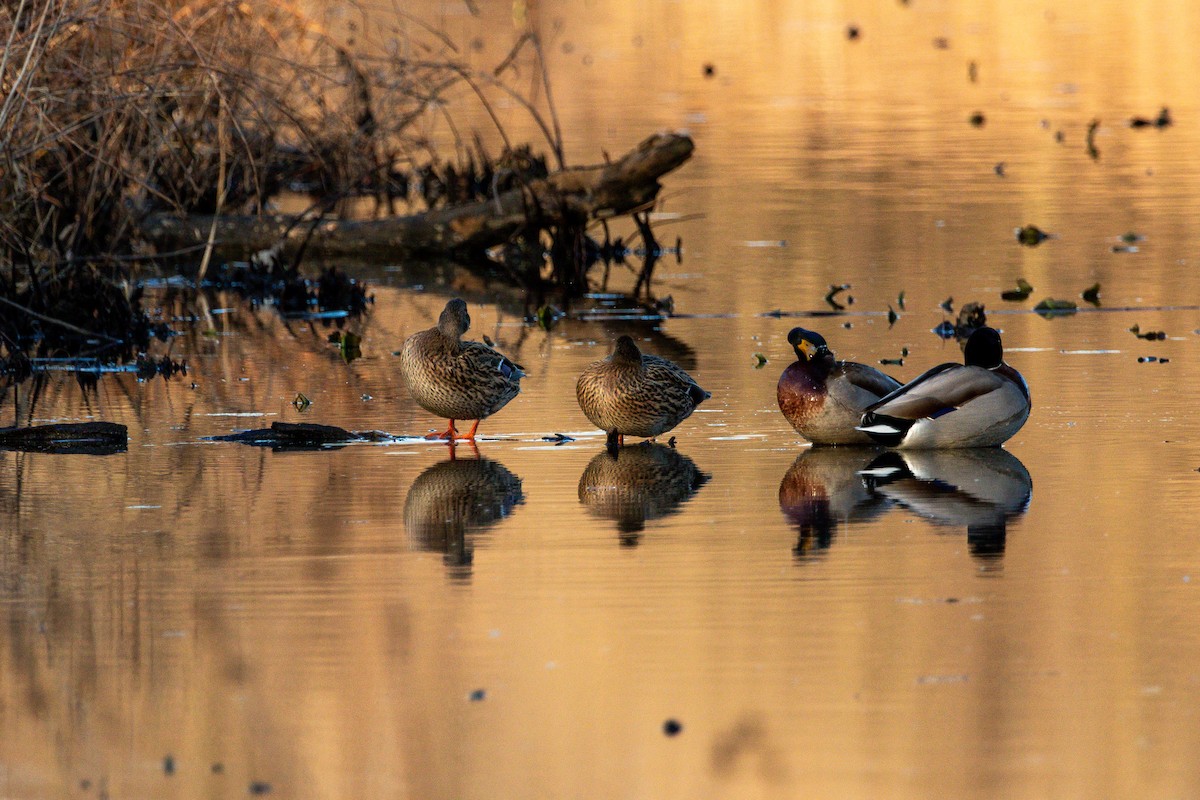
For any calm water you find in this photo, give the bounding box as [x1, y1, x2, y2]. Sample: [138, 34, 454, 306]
[5, 1, 1200, 797]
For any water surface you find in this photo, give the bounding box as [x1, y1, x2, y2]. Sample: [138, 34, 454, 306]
[5, 1, 1200, 798]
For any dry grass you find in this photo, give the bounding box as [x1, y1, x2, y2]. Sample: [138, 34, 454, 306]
[0, 0, 563, 274]
[0, 0, 566, 367]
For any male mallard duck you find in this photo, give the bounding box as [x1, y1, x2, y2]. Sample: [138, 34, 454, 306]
[398, 298, 524, 441]
[777, 328, 902, 445]
[857, 326, 1030, 449]
[576, 335, 710, 448]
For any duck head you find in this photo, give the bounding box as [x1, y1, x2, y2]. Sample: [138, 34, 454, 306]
[612, 335, 644, 365]
[438, 298, 471, 339]
[787, 328, 833, 365]
[964, 326, 1004, 369]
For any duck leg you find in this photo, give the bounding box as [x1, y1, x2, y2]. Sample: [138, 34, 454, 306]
[425, 420, 457, 440]
[459, 419, 482, 441]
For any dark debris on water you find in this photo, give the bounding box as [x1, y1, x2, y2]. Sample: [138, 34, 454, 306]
[1130, 107, 1172, 129]
[1015, 224, 1050, 247]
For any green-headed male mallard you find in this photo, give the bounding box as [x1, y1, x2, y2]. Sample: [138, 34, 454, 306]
[777, 327, 902, 445]
[576, 335, 710, 449]
[399, 298, 524, 441]
[857, 326, 1030, 449]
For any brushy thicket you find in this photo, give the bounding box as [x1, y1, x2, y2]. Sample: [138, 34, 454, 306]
[0, 0, 560, 268]
[0, 0, 562, 364]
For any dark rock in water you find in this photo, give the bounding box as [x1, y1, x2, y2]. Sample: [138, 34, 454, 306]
[968, 110, 985, 127]
[469, 689, 486, 702]
[663, 719, 683, 736]
[163, 755, 176, 775]
[249, 781, 272, 795]
[847, 25, 860, 40]
[0, 422, 128, 455]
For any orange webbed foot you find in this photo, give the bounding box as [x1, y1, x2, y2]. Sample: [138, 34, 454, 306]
[425, 420, 457, 440]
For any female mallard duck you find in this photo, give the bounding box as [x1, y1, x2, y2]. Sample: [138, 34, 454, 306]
[398, 298, 524, 441]
[777, 327, 902, 445]
[857, 326, 1030, 449]
[576, 335, 710, 448]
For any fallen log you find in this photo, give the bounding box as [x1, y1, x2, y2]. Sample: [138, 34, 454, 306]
[141, 132, 694, 263]
[209, 421, 389, 450]
[0, 422, 128, 454]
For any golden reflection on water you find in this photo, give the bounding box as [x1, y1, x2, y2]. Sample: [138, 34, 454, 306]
[6, 0, 1200, 797]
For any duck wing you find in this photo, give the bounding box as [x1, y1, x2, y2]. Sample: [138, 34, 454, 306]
[460, 340, 525, 381]
[836, 361, 902, 397]
[644, 354, 710, 405]
[865, 363, 1003, 420]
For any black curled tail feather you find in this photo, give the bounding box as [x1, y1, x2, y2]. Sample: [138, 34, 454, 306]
[858, 411, 915, 447]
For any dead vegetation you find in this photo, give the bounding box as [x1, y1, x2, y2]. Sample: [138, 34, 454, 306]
[0, 0, 688, 388]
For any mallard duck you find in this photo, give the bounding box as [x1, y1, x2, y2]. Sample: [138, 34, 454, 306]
[857, 326, 1030, 449]
[777, 328, 902, 445]
[576, 335, 710, 448]
[398, 298, 524, 440]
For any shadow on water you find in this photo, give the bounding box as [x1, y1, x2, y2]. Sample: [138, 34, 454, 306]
[402, 451, 524, 579]
[780, 447, 1032, 563]
[577, 443, 710, 546]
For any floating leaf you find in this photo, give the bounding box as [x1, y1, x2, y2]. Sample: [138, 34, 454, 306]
[1015, 224, 1050, 246]
[1001, 278, 1034, 301]
[897, 290, 906, 310]
[940, 297, 954, 314]
[968, 110, 986, 127]
[535, 304, 562, 330]
[331, 331, 362, 363]
[887, 305, 899, 326]
[753, 352, 768, 368]
[293, 393, 311, 412]
[1081, 283, 1101, 305]
[1121, 232, 1143, 244]
[880, 357, 904, 366]
[932, 321, 956, 339]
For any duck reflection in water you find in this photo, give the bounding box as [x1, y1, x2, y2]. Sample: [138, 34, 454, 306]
[578, 442, 710, 546]
[403, 448, 524, 575]
[778, 448, 895, 559]
[861, 448, 1032, 560]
